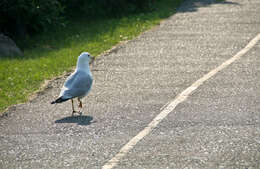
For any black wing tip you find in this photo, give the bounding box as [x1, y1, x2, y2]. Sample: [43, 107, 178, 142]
[51, 97, 69, 104]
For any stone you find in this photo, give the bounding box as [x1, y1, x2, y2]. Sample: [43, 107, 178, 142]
[0, 34, 23, 57]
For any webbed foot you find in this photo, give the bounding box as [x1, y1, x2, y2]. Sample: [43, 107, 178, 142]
[71, 110, 77, 116]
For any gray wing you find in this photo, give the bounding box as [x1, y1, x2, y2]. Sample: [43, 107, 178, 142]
[59, 70, 93, 99]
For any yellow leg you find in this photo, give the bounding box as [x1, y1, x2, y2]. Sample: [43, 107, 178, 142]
[77, 98, 83, 115]
[78, 98, 83, 108]
[71, 99, 76, 116]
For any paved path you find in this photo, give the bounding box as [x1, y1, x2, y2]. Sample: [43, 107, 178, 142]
[1, 0, 260, 168]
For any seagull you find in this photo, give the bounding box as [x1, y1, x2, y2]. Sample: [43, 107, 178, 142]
[51, 52, 94, 116]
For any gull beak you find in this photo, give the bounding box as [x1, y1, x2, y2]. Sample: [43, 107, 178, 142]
[89, 55, 95, 64]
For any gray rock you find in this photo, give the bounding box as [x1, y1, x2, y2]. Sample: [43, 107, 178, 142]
[0, 34, 23, 57]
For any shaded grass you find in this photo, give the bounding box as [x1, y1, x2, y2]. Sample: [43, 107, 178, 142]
[0, 0, 183, 113]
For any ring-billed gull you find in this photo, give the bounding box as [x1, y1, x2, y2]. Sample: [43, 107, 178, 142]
[51, 52, 94, 116]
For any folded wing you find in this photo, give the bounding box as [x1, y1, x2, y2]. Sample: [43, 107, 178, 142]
[59, 70, 93, 100]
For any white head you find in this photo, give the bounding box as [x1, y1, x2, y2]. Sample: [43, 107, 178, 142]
[76, 52, 93, 70]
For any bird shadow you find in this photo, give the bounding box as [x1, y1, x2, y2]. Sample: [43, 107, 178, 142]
[55, 115, 95, 126]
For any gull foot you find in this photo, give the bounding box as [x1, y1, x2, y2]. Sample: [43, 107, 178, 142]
[71, 111, 83, 116]
[71, 111, 77, 116]
[79, 111, 83, 116]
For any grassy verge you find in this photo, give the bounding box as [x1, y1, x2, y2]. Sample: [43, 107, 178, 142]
[0, 0, 183, 113]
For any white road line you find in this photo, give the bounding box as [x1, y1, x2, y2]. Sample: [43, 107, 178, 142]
[102, 34, 260, 169]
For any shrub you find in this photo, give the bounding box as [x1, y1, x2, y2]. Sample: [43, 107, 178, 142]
[0, 0, 155, 38]
[0, 0, 64, 37]
[61, 0, 155, 17]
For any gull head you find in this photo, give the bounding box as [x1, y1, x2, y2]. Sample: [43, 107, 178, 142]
[77, 52, 94, 69]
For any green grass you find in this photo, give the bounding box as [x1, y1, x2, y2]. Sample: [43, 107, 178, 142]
[0, 0, 183, 113]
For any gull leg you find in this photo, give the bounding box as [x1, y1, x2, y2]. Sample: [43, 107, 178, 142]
[78, 98, 83, 116]
[71, 99, 76, 116]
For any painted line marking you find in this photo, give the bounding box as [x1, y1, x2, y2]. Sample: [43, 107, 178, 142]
[102, 34, 260, 169]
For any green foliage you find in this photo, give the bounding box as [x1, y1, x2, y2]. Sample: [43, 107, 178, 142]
[0, 0, 156, 37]
[0, 0, 64, 37]
[63, 0, 155, 17]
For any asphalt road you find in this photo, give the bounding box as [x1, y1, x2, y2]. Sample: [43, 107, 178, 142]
[1, 0, 260, 168]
